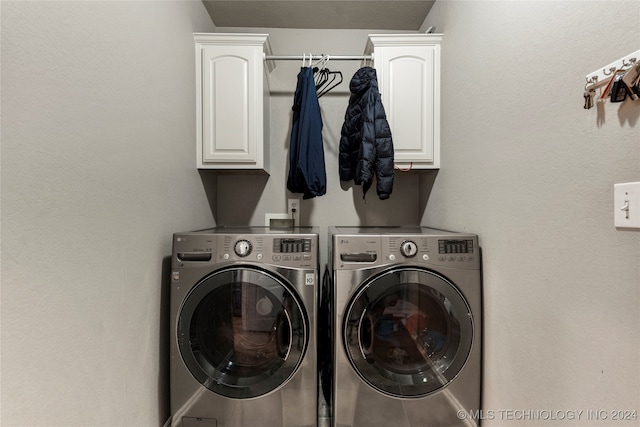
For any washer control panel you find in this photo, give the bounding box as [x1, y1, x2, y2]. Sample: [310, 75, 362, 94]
[172, 233, 317, 269]
[274, 238, 313, 254]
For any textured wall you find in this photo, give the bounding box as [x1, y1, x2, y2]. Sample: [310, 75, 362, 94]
[420, 2, 640, 425]
[1, 2, 216, 426]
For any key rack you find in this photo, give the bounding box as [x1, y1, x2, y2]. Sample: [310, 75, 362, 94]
[585, 49, 640, 90]
[583, 49, 640, 109]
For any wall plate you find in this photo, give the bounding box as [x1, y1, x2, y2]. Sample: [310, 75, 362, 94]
[265, 213, 294, 228]
[614, 182, 640, 230]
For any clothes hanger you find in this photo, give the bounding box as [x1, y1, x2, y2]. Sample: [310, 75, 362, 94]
[312, 54, 328, 89]
[313, 54, 330, 87]
[303, 53, 314, 68]
[317, 70, 343, 98]
[312, 54, 328, 72]
[316, 68, 333, 88]
[315, 68, 330, 90]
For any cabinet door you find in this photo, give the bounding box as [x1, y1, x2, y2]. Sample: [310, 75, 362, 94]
[200, 45, 260, 166]
[376, 45, 440, 169]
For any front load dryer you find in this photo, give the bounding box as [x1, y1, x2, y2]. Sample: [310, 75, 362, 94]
[170, 227, 318, 427]
[328, 227, 482, 427]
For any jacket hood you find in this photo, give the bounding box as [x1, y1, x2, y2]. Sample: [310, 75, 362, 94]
[349, 66, 379, 94]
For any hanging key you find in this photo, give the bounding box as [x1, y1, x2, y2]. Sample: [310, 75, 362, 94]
[610, 74, 627, 102]
[583, 91, 590, 109]
[583, 88, 595, 109]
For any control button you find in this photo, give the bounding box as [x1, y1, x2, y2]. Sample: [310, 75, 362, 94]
[256, 253, 263, 260]
[293, 255, 302, 261]
[223, 253, 230, 260]
[422, 254, 430, 261]
[400, 240, 418, 257]
[272, 255, 281, 261]
[283, 255, 292, 261]
[389, 254, 396, 261]
[234, 240, 252, 257]
[303, 255, 311, 260]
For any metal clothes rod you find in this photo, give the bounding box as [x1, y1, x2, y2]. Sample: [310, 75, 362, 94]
[264, 54, 373, 61]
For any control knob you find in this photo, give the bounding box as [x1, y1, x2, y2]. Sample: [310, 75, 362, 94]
[400, 240, 418, 258]
[234, 239, 252, 257]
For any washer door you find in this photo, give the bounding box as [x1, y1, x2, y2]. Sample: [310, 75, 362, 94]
[343, 267, 473, 398]
[178, 266, 308, 399]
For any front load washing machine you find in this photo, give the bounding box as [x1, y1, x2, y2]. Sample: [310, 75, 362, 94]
[328, 227, 482, 427]
[170, 227, 318, 427]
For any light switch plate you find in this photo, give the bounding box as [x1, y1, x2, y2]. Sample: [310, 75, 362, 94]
[614, 182, 640, 230]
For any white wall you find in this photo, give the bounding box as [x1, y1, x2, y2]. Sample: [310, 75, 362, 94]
[421, 1, 640, 425]
[1, 2, 216, 426]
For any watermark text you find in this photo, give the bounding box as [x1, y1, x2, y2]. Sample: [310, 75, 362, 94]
[457, 409, 638, 422]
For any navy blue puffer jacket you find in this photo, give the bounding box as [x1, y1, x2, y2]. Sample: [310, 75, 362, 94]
[339, 67, 394, 200]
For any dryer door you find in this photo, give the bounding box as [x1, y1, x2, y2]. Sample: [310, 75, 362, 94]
[343, 267, 473, 398]
[178, 266, 308, 399]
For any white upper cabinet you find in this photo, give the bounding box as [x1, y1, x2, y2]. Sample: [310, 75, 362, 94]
[366, 34, 442, 170]
[194, 33, 274, 172]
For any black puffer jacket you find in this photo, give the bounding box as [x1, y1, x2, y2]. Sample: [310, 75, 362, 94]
[339, 67, 394, 200]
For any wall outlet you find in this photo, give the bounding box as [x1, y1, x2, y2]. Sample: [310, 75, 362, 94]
[614, 182, 640, 230]
[287, 198, 301, 226]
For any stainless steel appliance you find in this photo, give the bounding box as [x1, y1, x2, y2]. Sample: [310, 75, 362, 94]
[170, 227, 318, 427]
[328, 227, 482, 427]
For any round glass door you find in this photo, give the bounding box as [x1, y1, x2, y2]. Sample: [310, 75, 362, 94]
[343, 267, 473, 398]
[178, 266, 308, 399]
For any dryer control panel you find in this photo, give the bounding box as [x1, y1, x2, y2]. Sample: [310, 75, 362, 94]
[386, 235, 477, 267]
[332, 231, 479, 270]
